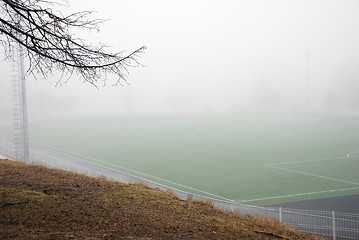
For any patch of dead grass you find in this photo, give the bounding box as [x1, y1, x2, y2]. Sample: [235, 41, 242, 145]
[0, 159, 322, 239]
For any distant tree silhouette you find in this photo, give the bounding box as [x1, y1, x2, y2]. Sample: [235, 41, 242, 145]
[0, 0, 145, 87]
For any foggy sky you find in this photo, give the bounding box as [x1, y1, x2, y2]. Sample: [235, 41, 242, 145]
[1, 0, 359, 121]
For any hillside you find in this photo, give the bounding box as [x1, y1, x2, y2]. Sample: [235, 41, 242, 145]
[0, 159, 320, 239]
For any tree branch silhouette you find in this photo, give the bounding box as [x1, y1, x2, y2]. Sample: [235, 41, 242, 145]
[0, 0, 145, 87]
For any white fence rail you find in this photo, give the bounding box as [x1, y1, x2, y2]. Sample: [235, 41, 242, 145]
[1, 139, 358, 239]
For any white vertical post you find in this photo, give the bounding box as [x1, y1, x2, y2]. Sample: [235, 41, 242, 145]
[19, 46, 29, 164]
[332, 211, 336, 240]
[279, 207, 282, 223]
[11, 45, 29, 163]
[231, 202, 233, 213]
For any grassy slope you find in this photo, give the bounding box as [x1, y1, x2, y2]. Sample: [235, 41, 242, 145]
[0, 159, 320, 240]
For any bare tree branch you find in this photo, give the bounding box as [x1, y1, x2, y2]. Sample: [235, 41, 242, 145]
[0, 0, 146, 87]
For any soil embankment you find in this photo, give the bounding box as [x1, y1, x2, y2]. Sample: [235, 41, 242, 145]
[0, 159, 320, 239]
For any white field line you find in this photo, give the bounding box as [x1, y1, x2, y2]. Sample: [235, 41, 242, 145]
[31, 141, 234, 202]
[239, 187, 359, 203]
[264, 152, 359, 186]
[266, 165, 359, 186]
[268, 150, 359, 167]
[347, 151, 359, 157]
[266, 156, 345, 166]
[256, 151, 359, 202]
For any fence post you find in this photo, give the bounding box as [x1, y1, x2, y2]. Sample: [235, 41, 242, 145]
[279, 207, 282, 223]
[332, 211, 336, 240]
[231, 202, 233, 213]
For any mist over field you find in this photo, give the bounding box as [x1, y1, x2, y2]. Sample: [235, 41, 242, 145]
[1, 0, 359, 122]
[2, 1, 359, 222]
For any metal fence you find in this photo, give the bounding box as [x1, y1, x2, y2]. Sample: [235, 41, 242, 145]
[1, 139, 358, 239]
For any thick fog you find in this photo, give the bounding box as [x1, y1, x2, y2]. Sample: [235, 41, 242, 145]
[1, 0, 359, 122]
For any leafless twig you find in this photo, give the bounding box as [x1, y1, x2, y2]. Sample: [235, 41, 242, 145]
[0, 0, 145, 87]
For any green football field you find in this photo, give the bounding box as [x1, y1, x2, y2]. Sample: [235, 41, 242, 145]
[5, 114, 359, 206]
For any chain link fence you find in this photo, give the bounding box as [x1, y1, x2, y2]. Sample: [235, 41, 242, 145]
[1, 139, 358, 239]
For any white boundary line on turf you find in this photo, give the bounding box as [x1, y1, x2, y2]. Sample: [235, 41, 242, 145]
[267, 151, 359, 166]
[252, 151, 359, 202]
[265, 165, 359, 186]
[239, 186, 359, 203]
[347, 151, 359, 157]
[264, 152, 359, 186]
[31, 141, 234, 202]
[265, 156, 345, 166]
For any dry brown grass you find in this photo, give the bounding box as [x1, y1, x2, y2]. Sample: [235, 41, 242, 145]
[0, 159, 322, 239]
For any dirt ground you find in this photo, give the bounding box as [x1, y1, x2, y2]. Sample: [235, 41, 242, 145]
[0, 159, 321, 239]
